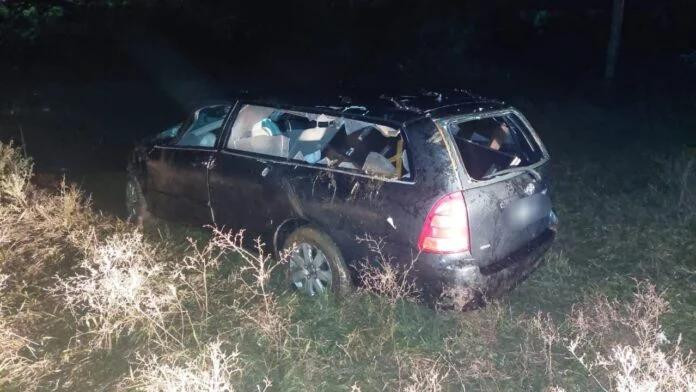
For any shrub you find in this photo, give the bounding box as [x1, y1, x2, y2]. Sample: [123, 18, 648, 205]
[0, 274, 53, 390]
[209, 228, 291, 351]
[53, 231, 180, 350]
[3, 141, 696, 391]
[0, 142, 113, 283]
[354, 234, 420, 304]
[531, 282, 696, 392]
[132, 339, 243, 392]
[0, 141, 32, 208]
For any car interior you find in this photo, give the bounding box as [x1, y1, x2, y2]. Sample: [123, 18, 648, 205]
[176, 105, 231, 148]
[449, 114, 542, 179]
[227, 104, 411, 179]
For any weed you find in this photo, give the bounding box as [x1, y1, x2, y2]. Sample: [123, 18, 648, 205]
[563, 282, 696, 391]
[354, 233, 420, 304]
[0, 141, 32, 208]
[132, 339, 242, 392]
[53, 231, 180, 350]
[0, 274, 53, 390]
[209, 228, 292, 351]
[400, 355, 449, 392]
[2, 135, 696, 391]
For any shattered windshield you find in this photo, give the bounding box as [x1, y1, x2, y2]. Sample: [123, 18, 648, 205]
[447, 113, 544, 180]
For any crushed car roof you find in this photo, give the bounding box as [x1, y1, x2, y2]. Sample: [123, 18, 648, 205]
[236, 89, 509, 126]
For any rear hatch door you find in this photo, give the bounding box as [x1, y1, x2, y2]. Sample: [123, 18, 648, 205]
[438, 109, 555, 265]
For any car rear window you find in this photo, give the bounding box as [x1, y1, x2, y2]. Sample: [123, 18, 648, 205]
[446, 113, 544, 180]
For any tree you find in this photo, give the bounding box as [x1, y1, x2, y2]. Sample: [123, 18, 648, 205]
[604, 0, 625, 80]
[0, 3, 64, 45]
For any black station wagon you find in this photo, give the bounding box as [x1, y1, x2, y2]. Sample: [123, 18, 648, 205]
[127, 92, 558, 303]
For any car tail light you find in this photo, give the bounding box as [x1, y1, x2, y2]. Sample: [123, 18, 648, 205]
[418, 192, 470, 254]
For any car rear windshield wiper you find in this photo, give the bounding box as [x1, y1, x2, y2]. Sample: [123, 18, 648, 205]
[481, 165, 542, 181]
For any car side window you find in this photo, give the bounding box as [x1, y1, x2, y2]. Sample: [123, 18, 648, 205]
[227, 104, 411, 180]
[175, 105, 231, 148]
[227, 104, 291, 158]
[319, 118, 411, 180]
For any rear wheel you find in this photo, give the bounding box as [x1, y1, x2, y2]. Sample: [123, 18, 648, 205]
[282, 227, 351, 297]
[125, 174, 149, 225]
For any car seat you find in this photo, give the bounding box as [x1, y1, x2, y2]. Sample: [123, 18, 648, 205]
[177, 119, 224, 147]
[251, 118, 281, 137]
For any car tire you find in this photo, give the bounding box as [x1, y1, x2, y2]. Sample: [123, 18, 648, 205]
[282, 226, 352, 297]
[125, 174, 149, 225]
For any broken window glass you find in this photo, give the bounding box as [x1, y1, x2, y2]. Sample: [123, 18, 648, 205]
[320, 119, 409, 179]
[226, 105, 411, 180]
[176, 105, 231, 148]
[227, 105, 290, 158]
[447, 113, 543, 180]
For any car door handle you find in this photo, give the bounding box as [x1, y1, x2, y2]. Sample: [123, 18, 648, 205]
[261, 166, 270, 177]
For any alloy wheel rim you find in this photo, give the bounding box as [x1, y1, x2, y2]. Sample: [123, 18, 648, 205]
[289, 242, 332, 296]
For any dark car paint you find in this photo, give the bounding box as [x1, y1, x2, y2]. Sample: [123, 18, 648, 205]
[146, 146, 215, 225]
[210, 150, 289, 234]
[129, 96, 556, 299]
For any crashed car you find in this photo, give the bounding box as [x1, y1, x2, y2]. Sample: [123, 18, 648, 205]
[127, 92, 558, 303]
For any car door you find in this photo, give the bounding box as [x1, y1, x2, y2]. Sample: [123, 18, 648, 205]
[209, 103, 293, 239]
[209, 104, 415, 264]
[146, 104, 232, 225]
[280, 117, 415, 266]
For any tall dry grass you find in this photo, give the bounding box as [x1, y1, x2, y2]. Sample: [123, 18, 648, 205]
[399, 355, 449, 392]
[52, 231, 181, 350]
[654, 151, 696, 220]
[0, 142, 116, 284]
[354, 233, 420, 304]
[208, 228, 292, 350]
[0, 143, 70, 388]
[0, 142, 32, 208]
[50, 223, 291, 389]
[526, 282, 696, 392]
[564, 282, 696, 392]
[132, 339, 243, 392]
[2, 141, 696, 391]
[0, 269, 56, 390]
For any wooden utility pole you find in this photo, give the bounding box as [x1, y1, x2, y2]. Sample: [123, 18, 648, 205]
[604, 0, 625, 80]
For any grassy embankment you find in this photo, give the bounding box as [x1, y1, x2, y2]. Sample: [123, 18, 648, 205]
[1, 115, 695, 391]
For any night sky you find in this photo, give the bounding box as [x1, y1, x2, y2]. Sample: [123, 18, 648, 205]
[1, 0, 695, 203]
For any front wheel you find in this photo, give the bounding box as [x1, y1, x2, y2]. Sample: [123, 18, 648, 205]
[282, 226, 352, 297]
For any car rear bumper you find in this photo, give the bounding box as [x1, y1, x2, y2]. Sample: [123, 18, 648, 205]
[416, 228, 556, 301]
